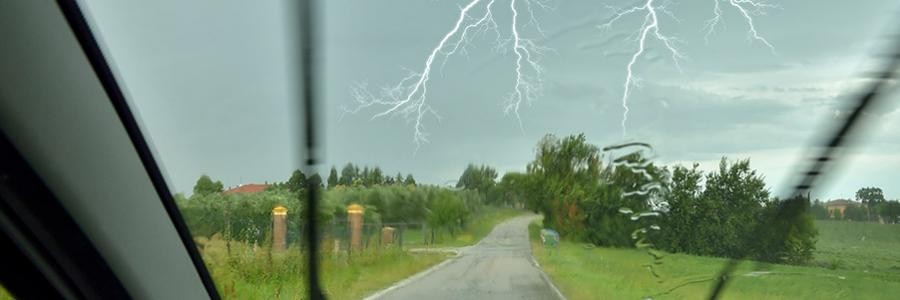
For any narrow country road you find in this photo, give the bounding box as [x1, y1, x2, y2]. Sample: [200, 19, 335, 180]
[369, 214, 563, 300]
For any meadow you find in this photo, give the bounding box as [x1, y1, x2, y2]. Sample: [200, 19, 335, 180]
[530, 220, 900, 299]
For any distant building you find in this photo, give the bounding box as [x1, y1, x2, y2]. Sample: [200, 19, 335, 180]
[223, 183, 269, 195]
[825, 199, 853, 218]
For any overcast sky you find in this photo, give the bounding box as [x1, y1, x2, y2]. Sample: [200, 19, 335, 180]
[82, 0, 900, 200]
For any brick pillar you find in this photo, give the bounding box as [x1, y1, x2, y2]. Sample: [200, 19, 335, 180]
[272, 206, 287, 251]
[347, 204, 364, 250]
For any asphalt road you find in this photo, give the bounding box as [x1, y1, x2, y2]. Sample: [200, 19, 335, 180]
[370, 214, 563, 300]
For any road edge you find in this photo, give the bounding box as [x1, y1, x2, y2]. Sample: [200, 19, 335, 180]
[527, 216, 567, 300]
[530, 254, 568, 300]
[362, 249, 460, 300]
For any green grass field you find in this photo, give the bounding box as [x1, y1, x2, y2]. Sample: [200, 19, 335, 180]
[530, 220, 900, 299]
[813, 220, 900, 274]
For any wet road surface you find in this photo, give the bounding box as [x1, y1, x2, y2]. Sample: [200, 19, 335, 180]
[370, 214, 563, 300]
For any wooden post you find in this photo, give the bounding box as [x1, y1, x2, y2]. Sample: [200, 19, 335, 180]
[272, 206, 288, 251]
[347, 204, 364, 251]
[381, 227, 395, 246]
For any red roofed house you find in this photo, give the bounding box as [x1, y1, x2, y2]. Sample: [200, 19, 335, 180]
[223, 183, 269, 195]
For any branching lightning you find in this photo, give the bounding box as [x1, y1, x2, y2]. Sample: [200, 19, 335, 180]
[705, 0, 778, 52]
[603, 0, 776, 139]
[347, 0, 549, 149]
[600, 0, 684, 139]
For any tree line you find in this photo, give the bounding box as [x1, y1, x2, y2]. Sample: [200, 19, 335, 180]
[453, 133, 818, 264]
[178, 164, 478, 247]
[809, 187, 900, 223]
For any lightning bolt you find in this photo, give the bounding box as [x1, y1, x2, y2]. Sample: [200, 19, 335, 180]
[347, 0, 549, 149]
[600, 0, 684, 139]
[603, 0, 776, 139]
[705, 0, 778, 52]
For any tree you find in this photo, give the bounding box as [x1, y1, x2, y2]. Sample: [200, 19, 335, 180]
[879, 200, 900, 223]
[526, 133, 602, 238]
[327, 166, 339, 189]
[193, 175, 223, 197]
[456, 164, 498, 194]
[361, 166, 371, 186]
[404, 174, 417, 186]
[856, 187, 886, 221]
[656, 164, 704, 253]
[395, 172, 404, 185]
[809, 200, 830, 220]
[286, 169, 307, 193]
[699, 158, 770, 257]
[307, 173, 324, 191]
[843, 203, 866, 221]
[339, 163, 356, 186]
[371, 166, 385, 186]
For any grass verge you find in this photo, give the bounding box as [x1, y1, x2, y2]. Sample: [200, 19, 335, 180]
[404, 206, 527, 248]
[197, 235, 448, 299]
[529, 220, 900, 299]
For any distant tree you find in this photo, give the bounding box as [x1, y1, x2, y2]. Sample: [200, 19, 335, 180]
[327, 166, 339, 189]
[395, 172, 404, 185]
[810, 200, 830, 220]
[193, 175, 223, 197]
[879, 200, 900, 223]
[371, 166, 385, 186]
[340, 163, 356, 186]
[856, 187, 886, 221]
[404, 174, 417, 186]
[286, 169, 307, 193]
[843, 203, 866, 221]
[307, 173, 324, 191]
[361, 166, 371, 186]
[456, 164, 498, 194]
[833, 208, 844, 220]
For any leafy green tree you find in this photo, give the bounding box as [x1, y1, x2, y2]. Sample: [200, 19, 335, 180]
[339, 163, 356, 186]
[526, 133, 601, 237]
[286, 169, 307, 193]
[327, 166, 339, 189]
[879, 200, 900, 223]
[856, 187, 886, 221]
[753, 195, 818, 264]
[395, 172, 404, 185]
[491, 172, 534, 207]
[426, 189, 469, 235]
[700, 158, 770, 257]
[404, 174, 417, 186]
[456, 164, 498, 194]
[656, 164, 704, 253]
[193, 175, 223, 197]
[361, 166, 371, 186]
[307, 173, 324, 191]
[843, 203, 866, 221]
[809, 200, 830, 220]
[371, 166, 385, 186]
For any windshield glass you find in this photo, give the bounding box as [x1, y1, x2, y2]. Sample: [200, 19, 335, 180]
[82, 0, 900, 299]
